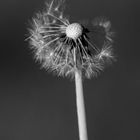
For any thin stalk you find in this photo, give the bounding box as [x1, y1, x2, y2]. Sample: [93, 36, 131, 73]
[75, 69, 88, 140]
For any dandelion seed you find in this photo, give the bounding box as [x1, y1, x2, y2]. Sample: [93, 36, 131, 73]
[27, 0, 115, 140]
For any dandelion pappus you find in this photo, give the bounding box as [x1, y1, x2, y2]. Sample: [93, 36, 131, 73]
[28, 0, 115, 79]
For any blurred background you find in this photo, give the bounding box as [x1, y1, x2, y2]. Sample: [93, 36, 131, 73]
[0, 0, 140, 140]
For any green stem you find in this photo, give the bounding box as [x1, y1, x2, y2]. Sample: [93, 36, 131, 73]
[75, 69, 88, 140]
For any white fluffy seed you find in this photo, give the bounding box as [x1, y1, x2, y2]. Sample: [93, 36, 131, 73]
[66, 23, 83, 39]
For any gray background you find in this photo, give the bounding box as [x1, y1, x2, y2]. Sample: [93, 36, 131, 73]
[0, 0, 140, 140]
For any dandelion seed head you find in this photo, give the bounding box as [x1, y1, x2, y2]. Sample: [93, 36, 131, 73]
[66, 23, 83, 39]
[28, 0, 115, 79]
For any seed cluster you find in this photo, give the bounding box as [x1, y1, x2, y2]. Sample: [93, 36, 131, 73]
[28, 0, 114, 79]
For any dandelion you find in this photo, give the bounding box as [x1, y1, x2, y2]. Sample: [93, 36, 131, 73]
[27, 0, 115, 140]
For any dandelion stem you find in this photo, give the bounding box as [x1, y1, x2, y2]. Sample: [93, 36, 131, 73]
[75, 69, 88, 140]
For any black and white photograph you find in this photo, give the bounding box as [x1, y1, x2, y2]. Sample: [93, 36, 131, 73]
[0, 0, 140, 140]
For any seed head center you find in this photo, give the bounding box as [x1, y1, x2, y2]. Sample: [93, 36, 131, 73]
[66, 23, 83, 39]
